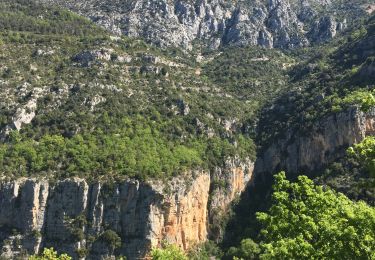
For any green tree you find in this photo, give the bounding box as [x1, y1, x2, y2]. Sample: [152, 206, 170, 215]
[348, 136, 375, 177]
[360, 92, 375, 112]
[227, 239, 260, 260]
[255, 172, 375, 259]
[151, 243, 188, 260]
[187, 241, 222, 260]
[29, 248, 71, 260]
[99, 230, 122, 253]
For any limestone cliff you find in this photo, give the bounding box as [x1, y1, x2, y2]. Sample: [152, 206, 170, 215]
[209, 157, 254, 241]
[0, 160, 254, 259]
[255, 107, 375, 177]
[36, 0, 370, 50]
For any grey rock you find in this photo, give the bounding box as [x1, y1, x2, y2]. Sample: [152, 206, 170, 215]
[0, 160, 254, 259]
[176, 99, 190, 116]
[36, 0, 369, 50]
[308, 16, 338, 43]
[73, 49, 113, 67]
[255, 107, 375, 177]
[209, 157, 254, 241]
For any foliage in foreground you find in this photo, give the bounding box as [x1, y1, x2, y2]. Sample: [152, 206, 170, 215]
[229, 172, 375, 259]
[151, 243, 188, 260]
[348, 136, 375, 177]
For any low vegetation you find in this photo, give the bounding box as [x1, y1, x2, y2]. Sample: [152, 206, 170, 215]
[29, 248, 71, 260]
[151, 243, 187, 260]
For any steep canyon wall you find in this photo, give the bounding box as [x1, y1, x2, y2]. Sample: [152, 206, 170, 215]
[0, 159, 254, 259]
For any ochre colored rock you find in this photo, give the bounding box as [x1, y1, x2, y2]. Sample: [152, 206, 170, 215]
[0, 162, 254, 259]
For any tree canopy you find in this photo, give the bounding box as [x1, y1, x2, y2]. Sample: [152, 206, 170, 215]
[254, 172, 375, 259]
[348, 136, 375, 177]
[227, 172, 375, 259]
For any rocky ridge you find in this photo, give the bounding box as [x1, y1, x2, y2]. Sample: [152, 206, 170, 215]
[36, 0, 370, 50]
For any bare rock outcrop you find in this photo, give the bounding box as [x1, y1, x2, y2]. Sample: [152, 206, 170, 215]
[255, 107, 375, 177]
[209, 157, 254, 241]
[37, 0, 369, 50]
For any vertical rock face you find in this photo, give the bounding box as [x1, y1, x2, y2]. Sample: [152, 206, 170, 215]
[149, 173, 210, 251]
[255, 107, 375, 177]
[307, 16, 347, 43]
[0, 162, 253, 259]
[36, 0, 367, 50]
[209, 158, 254, 241]
[0, 179, 49, 257]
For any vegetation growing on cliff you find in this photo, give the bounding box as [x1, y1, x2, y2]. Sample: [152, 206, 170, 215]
[99, 230, 122, 254]
[151, 243, 187, 260]
[318, 137, 375, 205]
[29, 248, 71, 260]
[0, 0, 106, 38]
[202, 46, 293, 105]
[0, 126, 254, 179]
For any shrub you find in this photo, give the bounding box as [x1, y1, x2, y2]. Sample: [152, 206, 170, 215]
[29, 248, 71, 260]
[99, 230, 121, 251]
[151, 243, 187, 260]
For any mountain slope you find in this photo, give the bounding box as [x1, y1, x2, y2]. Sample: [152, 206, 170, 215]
[257, 14, 375, 162]
[223, 14, 375, 253]
[0, 0, 261, 180]
[0, 3, 257, 258]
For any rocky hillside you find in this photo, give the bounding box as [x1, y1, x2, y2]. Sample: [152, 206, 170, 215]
[0, 0, 263, 181]
[256, 107, 375, 176]
[37, 0, 372, 50]
[256, 13, 375, 177]
[223, 14, 375, 251]
[0, 0, 375, 259]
